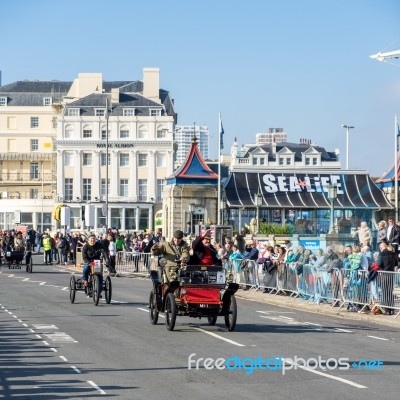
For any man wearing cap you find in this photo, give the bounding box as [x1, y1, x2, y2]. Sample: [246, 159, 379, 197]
[82, 234, 110, 289]
[151, 230, 190, 282]
[191, 228, 222, 266]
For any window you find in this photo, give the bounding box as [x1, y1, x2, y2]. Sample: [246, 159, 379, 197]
[157, 128, 167, 138]
[30, 162, 39, 180]
[64, 152, 73, 166]
[305, 157, 311, 166]
[119, 153, 129, 167]
[64, 179, 73, 201]
[260, 158, 265, 165]
[31, 139, 39, 151]
[120, 128, 129, 138]
[52, 117, 57, 128]
[82, 153, 92, 166]
[101, 179, 110, 197]
[313, 157, 318, 166]
[83, 126, 92, 138]
[123, 108, 135, 116]
[101, 153, 110, 166]
[68, 108, 80, 116]
[138, 153, 147, 166]
[119, 179, 128, 196]
[156, 153, 166, 167]
[64, 124, 73, 139]
[101, 127, 109, 140]
[138, 179, 147, 201]
[31, 117, 39, 128]
[0, 97, 7, 106]
[138, 125, 147, 138]
[83, 178, 92, 201]
[150, 109, 161, 117]
[286, 158, 292, 165]
[30, 189, 38, 199]
[43, 97, 52, 106]
[279, 158, 284, 166]
[125, 208, 136, 230]
[157, 179, 164, 202]
[95, 109, 105, 116]
[252, 158, 257, 165]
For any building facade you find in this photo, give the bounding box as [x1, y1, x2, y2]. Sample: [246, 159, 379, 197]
[223, 137, 392, 235]
[0, 68, 176, 233]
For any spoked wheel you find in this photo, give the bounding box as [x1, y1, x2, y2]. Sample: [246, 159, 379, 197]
[92, 275, 101, 306]
[104, 276, 112, 304]
[207, 314, 218, 326]
[224, 294, 237, 331]
[165, 292, 177, 331]
[69, 276, 76, 303]
[149, 289, 159, 325]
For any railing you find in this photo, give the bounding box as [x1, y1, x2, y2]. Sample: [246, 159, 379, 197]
[115, 251, 153, 276]
[0, 172, 53, 183]
[233, 259, 400, 318]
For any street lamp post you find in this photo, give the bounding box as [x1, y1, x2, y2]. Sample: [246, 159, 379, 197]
[341, 125, 354, 169]
[327, 184, 338, 234]
[189, 203, 195, 236]
[254, 191, 262, 234]
[105, 97, 109, 232]
[220, 199, 226, 225]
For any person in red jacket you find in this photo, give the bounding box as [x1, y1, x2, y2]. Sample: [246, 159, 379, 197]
[190, 229, 222, 266]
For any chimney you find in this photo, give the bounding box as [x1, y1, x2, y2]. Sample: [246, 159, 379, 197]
[111, 87, 119, 104]
[67, 73, 103, 98]
[143, 68, 160, 103]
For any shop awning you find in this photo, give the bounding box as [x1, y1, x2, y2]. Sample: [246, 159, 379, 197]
[224, 172, 393, 209]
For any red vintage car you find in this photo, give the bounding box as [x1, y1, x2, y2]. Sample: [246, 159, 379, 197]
[148, 264, 239, 331]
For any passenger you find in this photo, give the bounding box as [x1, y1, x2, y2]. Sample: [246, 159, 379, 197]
[14, 231, 26, 251]
[151, 230, 190, 282]
[190, 228, 222, 266]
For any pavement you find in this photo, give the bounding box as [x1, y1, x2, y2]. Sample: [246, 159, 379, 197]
[51, 260, 400, 330]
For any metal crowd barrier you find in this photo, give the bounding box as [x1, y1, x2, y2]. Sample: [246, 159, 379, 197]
[115, 251, 152, 276]
[231, 257, 400, 318]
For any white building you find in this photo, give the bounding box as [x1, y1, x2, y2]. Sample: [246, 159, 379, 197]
[174, 124, 209, 166]
[0, 68, 176, 233]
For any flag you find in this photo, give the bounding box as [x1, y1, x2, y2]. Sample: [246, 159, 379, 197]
[219, 113, 224, 150]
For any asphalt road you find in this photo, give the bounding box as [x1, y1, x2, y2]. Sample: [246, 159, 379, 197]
[1, 255, 400, 400]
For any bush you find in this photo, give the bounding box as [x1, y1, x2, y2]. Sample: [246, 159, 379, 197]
[258, 223, 296, 235]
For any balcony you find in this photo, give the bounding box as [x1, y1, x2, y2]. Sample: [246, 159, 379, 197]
[0, 172, 54, 184]
[0, 152, 54, 161]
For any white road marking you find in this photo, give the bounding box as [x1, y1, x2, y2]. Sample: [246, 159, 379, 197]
[193, 327, 245, 347]
[62, 287, 69, 291]
[303, 322, 322, 326]
[71, 366, 81, 373]
[278, 315, 294, 320]
[281, 357, 367, 389]
[137, 307, 165, 318]
[35, 334, 42, 339]
[50, 348, 57, 352]
[59, 356, 68, 362]
[18, 320, 23, 323]
[88, 380, 106, 395]
[22, 278, 30, 281]
[13, 315, 17, 318]
[39, 282, 46, 285]
[43, 332, 78, 343]
[23, 323, 28, 327]
[42, 340, 49, 346]
[367, 335, 388, 341]
[7, 311, 12, 315]
[33, 324, 58, 330]
[335, 328, 353, 333]
[29, 329, 35, 333]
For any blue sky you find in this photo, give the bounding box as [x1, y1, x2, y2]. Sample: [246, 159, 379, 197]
[1, 0, 400, 176]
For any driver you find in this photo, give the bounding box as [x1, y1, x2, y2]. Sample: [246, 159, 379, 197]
[151, 230, 190, 282]
[82, 234, 110, 290]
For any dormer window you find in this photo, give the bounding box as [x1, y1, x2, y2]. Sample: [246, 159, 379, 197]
[150, 109, 161, 117]
[123, 108, 135, 116]
[0, 97, 7, 106]
[68, 108, 80, 116]
[95, 109, 106, 117]
[43, 97, 52, 106]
